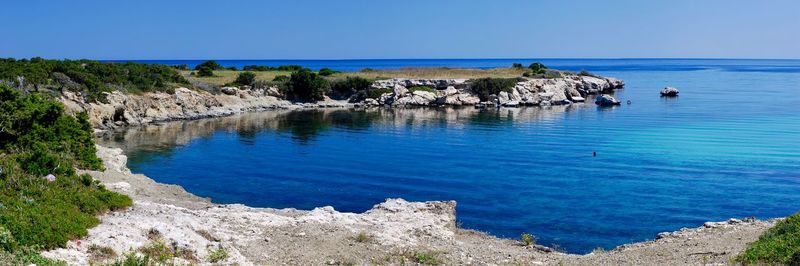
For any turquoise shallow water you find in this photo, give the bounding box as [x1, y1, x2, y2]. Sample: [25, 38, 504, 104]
[102, 59, 800, 253]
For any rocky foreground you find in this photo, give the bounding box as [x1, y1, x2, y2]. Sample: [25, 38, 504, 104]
[41, 146, 776, 265]
[60, 75, 624, 129]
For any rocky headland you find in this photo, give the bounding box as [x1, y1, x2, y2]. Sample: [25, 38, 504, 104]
[60, 74, 624, 129]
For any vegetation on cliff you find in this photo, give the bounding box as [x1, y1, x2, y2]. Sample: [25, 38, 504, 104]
[0, 58, 189, 102]
[738, 212, 800, 265]
[0, 85, 132, 262]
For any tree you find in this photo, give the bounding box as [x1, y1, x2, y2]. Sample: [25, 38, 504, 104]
[288, 69, 330, 102]
[197, 66, 214, 77]
[194, 60, 223, 70]
[529, 62, 547, 74]
[234, 71, 256, 86]
[318, 68, 338, 76]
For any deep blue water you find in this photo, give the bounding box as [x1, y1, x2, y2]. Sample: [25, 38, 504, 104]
[102, 59, 800, 254]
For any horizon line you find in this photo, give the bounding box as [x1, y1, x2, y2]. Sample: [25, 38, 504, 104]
[9, 56, 799, 61]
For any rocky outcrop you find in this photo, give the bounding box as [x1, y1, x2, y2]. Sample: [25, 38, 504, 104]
[595, 94, 621, 106]
[60, 74, 624, 129]
[368, 75, 624, 107]
[660, 86, 679, 97]
[61, 87, 347, 129]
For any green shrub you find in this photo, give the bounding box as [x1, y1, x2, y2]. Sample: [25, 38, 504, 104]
[233, 71, 256, 86]
[330, 77, 372, 99]
[318, 68, 338, 76]
[0, 58, 189, 101]
[0, 246, 65, 266]
[272, 75, 289, 82]
[196, 66, 214, 77]
[287, 69, 330, 102]
[529, 62, 547, 74]
[106, 252, 150, 266]
[408, 86, 435, 93]
[468, 78, 520, 101]
[738, 212, 800, 265]
[206, 247, 228, 263]
[411, 251, 442, 265]
[194, 60, 223, 70]
[277, 65, 305, 71]
[512, 63, 524, 69]
[0, 85, 132, 250]
[520, 233, 536, 246]
[367, 88, 392, 99]
[171, 64, 189, 70]
[226, 66, 237, 71]
[242, 65, 305, 71]
[243, 65, 271, 71]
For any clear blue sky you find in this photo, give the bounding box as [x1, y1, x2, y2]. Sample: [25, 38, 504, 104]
[3, 0, 798, 59]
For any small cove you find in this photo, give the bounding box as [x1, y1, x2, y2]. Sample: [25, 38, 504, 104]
[100, 59, 800, 253]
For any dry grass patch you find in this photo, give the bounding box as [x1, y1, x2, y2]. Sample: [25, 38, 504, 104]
[182, 67, 527, 87]
[181, 70, 293, 86]
[87, 244, 116, 262]
[333, 67, 526, 80]
[195, 229, 220, 242]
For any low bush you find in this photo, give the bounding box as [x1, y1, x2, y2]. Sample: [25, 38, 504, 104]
[737, 212, 800, 265]
[0, 85, 132, 251]
[232, 71, 256, 86]
[529, 62, 547, 74]
[330, 76, 372, 100]
[272, 75, 289, 82]
[367, 88, 392, 99]
[520, 233, 536, 246]
[242, 65, 307, 71]
[469, 77, 520, 101]
[206, 246, 228, 263]
[512, 63, 524, 69]
[196, 66, 214, 77]
[0, 58, 190, 101]
[318, 68, 338, 76]
[287, 69, 330, 102]
[171, 64, 189, 70]
[194, 60, 223, 70]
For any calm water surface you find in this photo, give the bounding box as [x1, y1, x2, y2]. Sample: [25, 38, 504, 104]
[101, 59, 800, 253]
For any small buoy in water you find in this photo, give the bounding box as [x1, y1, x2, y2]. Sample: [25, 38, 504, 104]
[593, 151, 597, 157]
[627, 100, 632, 105]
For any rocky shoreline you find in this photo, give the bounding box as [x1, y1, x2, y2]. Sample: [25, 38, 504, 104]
[41, 145, 776, 265]
[48, 74, 779, 265]
[60, 75, 624, 129]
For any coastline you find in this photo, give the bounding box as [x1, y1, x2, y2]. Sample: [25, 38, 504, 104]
[44, 73, 783, 265]
[59, 75, 623, 130]
[42, 145, 776, 265]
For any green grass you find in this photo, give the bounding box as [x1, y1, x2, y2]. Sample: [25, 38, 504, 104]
[206, 246, 228, 263]
[737, 212, 800, 265]
[408, 86, 435, 93]
[0, 84, 132, 253]
[367, 88, 392, 99]
[520, 233, 536, 246]
[0, 246, 65, 266]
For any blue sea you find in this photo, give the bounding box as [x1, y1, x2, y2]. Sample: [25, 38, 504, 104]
[101, 59, 800, 254]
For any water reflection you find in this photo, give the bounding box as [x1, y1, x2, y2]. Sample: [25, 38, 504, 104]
[99, 105, 588, 152]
